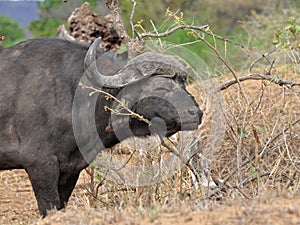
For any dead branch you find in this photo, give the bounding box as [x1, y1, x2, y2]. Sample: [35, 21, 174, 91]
[214, 73, 300, 93]
[248, 46, 281, 73]
[56, 25, 75, 41]
[105, 0, 129, 43]
[129, 0, 137, 38]
[160, 137, 201, 184]
[105, 1, 243, 58]
[182, 22, 250, 104]
[139, 24, 244, 48]
[155, 9, 249, 104]
[105, 0, 145, 59]
[139, 25, 209, 39]
[79, 82, 152, 126]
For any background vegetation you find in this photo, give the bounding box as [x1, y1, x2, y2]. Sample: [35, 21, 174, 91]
[1, 0, 299, 73]
[0, 14, 25, 48]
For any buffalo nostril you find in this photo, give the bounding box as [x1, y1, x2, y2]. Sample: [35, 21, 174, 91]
[187, 107, 203, 123]
[188, 107, 198, 116]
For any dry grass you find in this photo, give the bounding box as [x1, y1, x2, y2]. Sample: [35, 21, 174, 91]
[60, 66, 300, 220]
[35, 195, 300, 225]
[1, 66, 299, 225]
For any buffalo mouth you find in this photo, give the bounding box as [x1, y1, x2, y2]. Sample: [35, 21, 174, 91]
[107, 115, 200, 140]
[166, 121, 200, 136]
[151, 117, 201, 137]
[180, 121, 201, 131]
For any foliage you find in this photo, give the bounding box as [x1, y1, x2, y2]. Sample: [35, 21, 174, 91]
[37, 0, 98, 19]
[29, 18, 66, 38]
[273, 16, 300, 50]
[30, 0, 100, 38]
[0, 14, 25, 48]
[243, 4, 299, 50]
[271, 16, 300, 68]
[161, 29, 227, 71]
[37, 0, 61, 11]
[242, 4, 300, 71]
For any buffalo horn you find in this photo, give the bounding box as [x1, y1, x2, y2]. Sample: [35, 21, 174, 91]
[84, 37, 188, 88]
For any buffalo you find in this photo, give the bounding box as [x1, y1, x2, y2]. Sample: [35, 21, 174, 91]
[0, 37, 202, 216]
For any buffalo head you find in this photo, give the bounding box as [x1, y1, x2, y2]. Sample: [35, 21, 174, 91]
[79, 37, 203, 147]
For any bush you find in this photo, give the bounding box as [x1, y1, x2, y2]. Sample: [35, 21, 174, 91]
[30, 0, 99, 38]
[29, 18, 66, 38]
[0, 14, 25, 48]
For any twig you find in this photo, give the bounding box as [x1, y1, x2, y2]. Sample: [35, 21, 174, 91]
[161, 8, 248, 104]
[140, 25, 209, 38]
[189, 25, 250, 104]
[129, 0, 137, 38]
[283, 129, 300, 172]
[105, 0, 145, 58]
[248, 46, 281, 73]
[235, 105, 251, 187]
[214, 73, 300, 92]
[235, 186, 253, 199]
[160, 137, 201, 184]
[79, 82, 152, 126]
[149, 19, 163, 48]
[237, 172, 271, 188]
[105, 0, 129, 43]
[139, 24, 244, 48]
[112, 149, 137, 172]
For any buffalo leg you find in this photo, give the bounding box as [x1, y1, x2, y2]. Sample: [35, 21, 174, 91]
[58, 172, 80, 209]
[25, 156, 61, 217]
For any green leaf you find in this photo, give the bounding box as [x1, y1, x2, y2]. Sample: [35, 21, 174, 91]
[237, 127, 249, 137]
[287, 16, 296, 26]
[252, 125, 265, 132]
[89, 91, 97, 96]
[285, 24, 296, 33]
[0, 14, 25, 47]
[272, 36, 280, 45]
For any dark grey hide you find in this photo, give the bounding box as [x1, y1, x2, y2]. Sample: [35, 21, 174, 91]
[0, 38, 202, 216]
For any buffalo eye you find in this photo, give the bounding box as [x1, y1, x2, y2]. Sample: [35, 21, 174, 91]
[174, 75, 187, 88]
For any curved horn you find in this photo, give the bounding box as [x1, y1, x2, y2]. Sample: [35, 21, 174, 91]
[84, 37, 188, 89]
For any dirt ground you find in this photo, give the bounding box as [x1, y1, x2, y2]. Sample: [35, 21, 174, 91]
[0, 169, 299, 225]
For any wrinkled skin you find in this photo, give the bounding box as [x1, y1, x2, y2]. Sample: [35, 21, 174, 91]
[0, 38, 202, 216]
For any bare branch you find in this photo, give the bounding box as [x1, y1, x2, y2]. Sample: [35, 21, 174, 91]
[160, 137, 201, 184]
[140, 24, 209, 38]
[56, 25, 75, 41]
[105, 0, 129, 42]
[186, 26, 250, 104]
[105, 0, 145, 59]
[129, 0, 137, 38]
[79, 82, 152, 126]
[214, 73, 300, 92]
[154, 9, 248, 104]
[105, 2, 243, 58]
[139, 24, 244, 48]
[248, 45, 281, 73]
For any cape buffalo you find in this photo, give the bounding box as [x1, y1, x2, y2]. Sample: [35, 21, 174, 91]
[0, 37, 202, 216]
